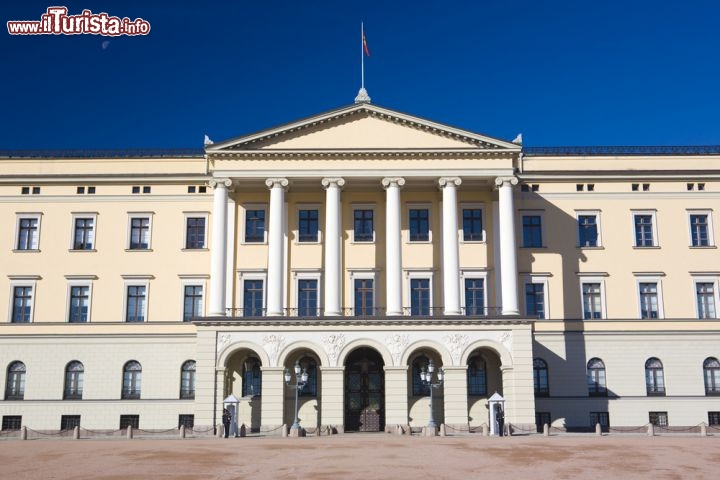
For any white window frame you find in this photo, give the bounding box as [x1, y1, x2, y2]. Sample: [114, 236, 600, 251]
[241, 204, 268, 244]
[7, 276, 39, 323]
[576, 210, 602, 248]
[126, 212, 154, 251]
[14, 213, 42, 251]
[691, 275, 720, 319]
[183, 212, 209, 250]
[631, 210, 659, 248]
[460, 203, 486, 243]
[292, 270, 322, 316]
[578, 274, 608, 320]
[406, 203, 432, 243]
[351, 203, 376, 244]
[238, 271, 267, 315]
[460, 270, 489, 315]
[121, 276, 152, 323]
[349, 269, 379, 315]
[687, 209, 714, 248]
[521, 273, 551, 319]
[64, 276, 96, 323]
[404, 270, 435, 315]
[519, 210, 545, 248]
[634, 274, 665, 320]
[179, 276, 207, 321]
[69, 212, 98, 251]
[295, 204, 322, 245]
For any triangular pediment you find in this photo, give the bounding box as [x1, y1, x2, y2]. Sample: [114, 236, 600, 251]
[207, 103, 520, 154]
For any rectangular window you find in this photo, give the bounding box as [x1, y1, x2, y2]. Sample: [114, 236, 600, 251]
[129, 217, 151, 249]
[11, 286, 33, 323]
[409, 208, 430, 242]
[464, 278, 485, 315]
[245, 209, 265, 243]
[522, 215, 542, 247]
[297, 279, 318, 316]
[639, 282, 659, 319]
[298, 209, 319, 243]
[243, 279, 264, 316]
[589, 412, 610, 432]
[578, 214, 598, 247]
[648, 411, 668, 427]
[178, 414, 195, 429]
[72, 217, 95, 250]
[582, 283, 603, 319]
[353, 209, 374, 242]
[16, 216, 40, 250]
[183, 285, 203, 321]
[525, 283, 545, 319]
[690, 213, 711, 247]
[634, 213, 655, 247]
[709, 412, 720, 426]
[60, 415, 81, 431]
[185, 217, 206, 249]
[2, 416, 22, 430]
[354, 278, 374, 316]
[119, 415, 140, 430]
[410, 278, 431, 315]
[125, 285, 147, 322]
[462, 208, 483, 241]
[68, 285, 90, 323]
[696, 282, 717, 319]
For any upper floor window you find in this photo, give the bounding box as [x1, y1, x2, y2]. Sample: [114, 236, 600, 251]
[298, 209, 319, 243]
[577, 213, 600, 247]
[122, 361, 142, 399]
[64, 361, 84, 400]
[587, 358, 607, 396]
[410, 278, 431, 316]
[180, 360, 196, 399]
[68, 285, 90, 323]
[16, 215, 40, 250]
[125, 285, 147, 322]
[645, 357, 665, 396]
[525, 281, 546, 319]
[297, 279, 319, 317]
[704, 357, 720, 396]
[462, 208, 483, 242]
[72, 216, 95, 250]
[128, 216, 151, 250]
[244, 209, 266, 243]
[183, 285, 203, 321]
[243, 357, 262, 397]
[243, 279, 264, 317]
[633, 212, 657, 247]
[696, 281, 717, 319]
[638, 282, 660, 319]
[5, 361, 26, 400]
[467, 355, 487, 396]
[353, 277, 375, 316]
[464, 278, 485, 316]
[185, 216, 206, 249]
[11, 285, 34, 323]
[581, 282, 604, 319]
[353, 209, 374, 242]
[533, 358, 549, 396]
[689, 212, 713, 247]
[522, 214, 542, 248]
[409, 208, 430, 242]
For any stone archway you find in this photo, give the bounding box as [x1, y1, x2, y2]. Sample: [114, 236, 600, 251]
[465, 347, 503, 429]
[224, 348, 263, 432]
[344, 347, 385, 432]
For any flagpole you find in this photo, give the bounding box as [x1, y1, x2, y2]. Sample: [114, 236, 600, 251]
[361, 21, 365, 90]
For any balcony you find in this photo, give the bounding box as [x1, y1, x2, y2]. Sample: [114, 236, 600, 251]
[215, 306, 509, 321]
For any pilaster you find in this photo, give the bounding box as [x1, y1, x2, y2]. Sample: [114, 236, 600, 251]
[384, 365, 409, 425]
[442, 365, 469, 427]
[320, 366, 345, 427]
[260, 366, 286, 433]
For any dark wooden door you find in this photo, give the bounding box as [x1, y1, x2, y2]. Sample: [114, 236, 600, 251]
[345, 349, 384, 432]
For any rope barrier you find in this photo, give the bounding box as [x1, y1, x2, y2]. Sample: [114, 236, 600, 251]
[135, 428, 180, 434]
[707, 425, 720, 432]
[188, 426, 215, 433]
[25, 428, 69, 436]
[608, 425, 650, 433]
[655, 424, 702, 434]
[80, 428, 122, 435]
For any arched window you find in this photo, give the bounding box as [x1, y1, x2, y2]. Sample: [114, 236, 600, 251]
[297, 356, 317, 397]
[122, 361, 142, 399]
[587, 358, 607, 396]
[533, 358, 549, 396]
[412, 355, 431, 396]
[5, 361, 26, 400]
[704, 357, 720, 395]
[64, 361, 84, 400]
[467, 355, 487, 396]
[180, 360, 196, 399]
[645, 357, 665, 396]
[242, 357, 262, 397]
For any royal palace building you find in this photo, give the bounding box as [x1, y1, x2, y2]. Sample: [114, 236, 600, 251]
[1, 100, 719, 434]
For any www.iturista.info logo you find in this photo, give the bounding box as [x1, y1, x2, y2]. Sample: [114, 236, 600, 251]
[7, 7, 151, 36]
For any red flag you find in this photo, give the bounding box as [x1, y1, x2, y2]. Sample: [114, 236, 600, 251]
[362, 29, 370, 57]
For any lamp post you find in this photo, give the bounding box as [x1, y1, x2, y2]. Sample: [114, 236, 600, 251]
[419, 359, 444, 431]
[284, 360, 309, 432]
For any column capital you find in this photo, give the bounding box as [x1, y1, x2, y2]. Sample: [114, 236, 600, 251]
[265, 177, 289, 189]
[494, 176, 518, 187]
[381, 177, 406, 189]
[438, 177, 462, 188]
[209, 178, 233, 189]
[321, 177, 346, 189]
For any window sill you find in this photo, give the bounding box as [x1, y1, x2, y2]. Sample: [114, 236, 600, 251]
[350, 240, 375, 245]
[241, 241, 267, 246]
[295, 241, 321, 246]
[181, 248, 208, 252]
[12, 249, 40, 253]
[69, 248, 97, 253]
[407, 240, 433, 245]
[690, 245, 717, 249]
[461, 240, 487, 245]
[577, 246, 604, 250]
[520, 246, 546, 249]
[125, 248, 153, 252]
[632, 246, 661, 249]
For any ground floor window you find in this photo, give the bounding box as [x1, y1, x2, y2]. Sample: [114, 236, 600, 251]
[178, 414, 194, 429]
[649, 411, 668, 427]
[708, 412, 720, 426]
[61, 415, 81, 430]
[590, 412, 610, 432]
[535, 412, 551, 433]
[2, 415, 21, 430]
[119, 415, 139, 430]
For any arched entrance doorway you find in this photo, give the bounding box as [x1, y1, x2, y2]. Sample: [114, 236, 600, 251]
[344, 348, 385, 432]
[225, 349, 262, 432]
[466, 347, 503, 429]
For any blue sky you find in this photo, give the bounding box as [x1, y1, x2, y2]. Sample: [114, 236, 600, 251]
[2, 1, 719, 149]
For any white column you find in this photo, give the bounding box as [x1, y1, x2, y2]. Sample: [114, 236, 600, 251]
[209, 178, 232, 316]
[382, 177, 405, 316]
[265, 178, 288, 316]
[439, 177, 462, 315]
[495, 176, 519, 315]
[322, 177, 345, 316]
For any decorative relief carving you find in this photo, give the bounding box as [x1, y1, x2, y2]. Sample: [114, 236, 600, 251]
[265, 178, 289, 189]
[438, 177, 462, 188]
[443, 333, 469, 364]
[263, 334, 286, 366]
[498, 331, 513, 351]
[322, 333, 346, 366]
[217, 333, 231, 352]
[385, 333, 409, 365]
[494, 176, 518, 187]
[321, 177, 346, 189]
[381, 177, 406, 189]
